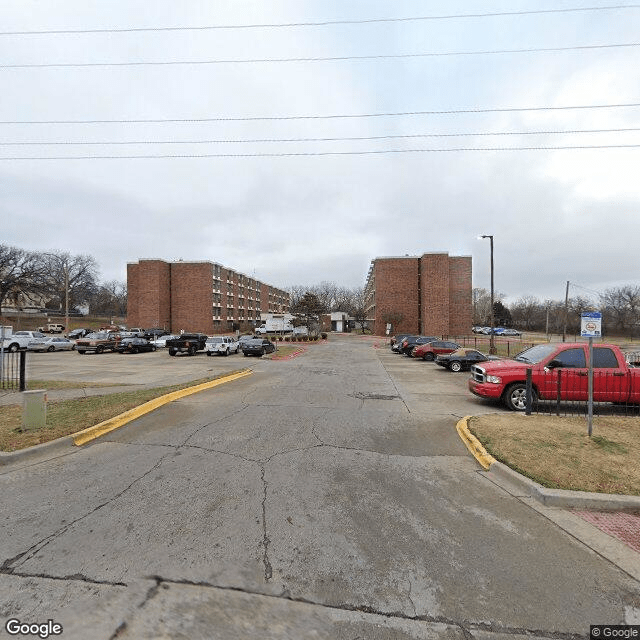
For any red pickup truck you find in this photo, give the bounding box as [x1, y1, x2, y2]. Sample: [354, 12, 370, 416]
[468, 342, 640, 411]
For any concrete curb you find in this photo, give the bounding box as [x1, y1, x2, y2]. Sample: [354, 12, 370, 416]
[456, 416, 640, 511]
[0, 369, 253, 465]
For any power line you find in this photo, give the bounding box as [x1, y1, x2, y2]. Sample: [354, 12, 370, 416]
[1, 42, 638, 69]
[1, 102, 638, 125]
[1, 143, 638, 160]
[1, 5, 638, 35]
[2, 127, 638, 146]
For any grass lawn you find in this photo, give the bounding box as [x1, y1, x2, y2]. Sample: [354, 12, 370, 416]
[0, 373, 234, 452]
[468, 413, 640, 496]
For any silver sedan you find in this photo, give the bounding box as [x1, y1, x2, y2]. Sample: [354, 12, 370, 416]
[27, 336, 76, 352]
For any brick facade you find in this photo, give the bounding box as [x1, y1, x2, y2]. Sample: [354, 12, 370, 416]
[365, 253, 472, 337]
[127, 259, 289, 334]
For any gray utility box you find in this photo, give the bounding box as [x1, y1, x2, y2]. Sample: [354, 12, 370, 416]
[22, 389, 47, 430]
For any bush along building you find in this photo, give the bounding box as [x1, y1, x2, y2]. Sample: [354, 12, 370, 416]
[364, 253, 472, 337]
[127, 259, 289, 335]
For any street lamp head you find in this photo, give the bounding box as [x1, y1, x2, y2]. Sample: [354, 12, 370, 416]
[479, 234, 493, 240]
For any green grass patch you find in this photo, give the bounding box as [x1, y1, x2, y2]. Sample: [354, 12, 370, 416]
[469, 414, 640, 496]
[0, 372, 240, 452]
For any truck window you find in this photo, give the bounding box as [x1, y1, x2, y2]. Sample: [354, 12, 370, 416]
[592, 347, 619, 368]
[554, 348, 586, 368]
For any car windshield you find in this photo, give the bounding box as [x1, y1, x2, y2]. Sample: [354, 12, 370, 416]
[85, 332, 108, 339]
[247, 339, 264, 345]
[513, 344, 557, 364]
[207, 338, 223, 343]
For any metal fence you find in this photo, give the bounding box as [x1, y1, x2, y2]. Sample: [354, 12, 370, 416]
[0, 349, 26, 392]
[524, 367, 640, 417]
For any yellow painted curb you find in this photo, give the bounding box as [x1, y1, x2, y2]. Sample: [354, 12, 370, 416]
[72, 369, 253, 447]
[456, 416, 496, 471]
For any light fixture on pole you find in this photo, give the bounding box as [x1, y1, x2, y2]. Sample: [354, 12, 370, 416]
[479, 235, 496, 355]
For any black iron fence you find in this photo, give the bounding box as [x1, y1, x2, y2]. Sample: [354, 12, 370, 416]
[0, 349, 26, 391]
[524, 367, 640, 417]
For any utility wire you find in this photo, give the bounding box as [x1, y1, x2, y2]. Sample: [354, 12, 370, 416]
[1, 102, 638, 125]
[1, 144, 638, 160]
[1, 5, 638, 35]
[1, 43, 638, 69]
[2, 127, 638, 146]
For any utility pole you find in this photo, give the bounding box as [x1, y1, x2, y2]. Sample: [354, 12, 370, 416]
[562, 281, 570, 342]
[480, 235, 496, 354]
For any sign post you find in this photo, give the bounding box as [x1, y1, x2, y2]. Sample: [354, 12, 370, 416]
[581, 312, 602, 437]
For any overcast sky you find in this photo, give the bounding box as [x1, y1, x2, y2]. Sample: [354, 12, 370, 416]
[1, 0, 639, 305]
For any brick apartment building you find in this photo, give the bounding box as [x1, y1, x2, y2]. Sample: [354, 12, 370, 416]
[127, 259, 289, 335]
[364, 253, 472, 337]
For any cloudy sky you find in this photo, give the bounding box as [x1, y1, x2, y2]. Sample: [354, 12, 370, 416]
[1, 0, 639, 305]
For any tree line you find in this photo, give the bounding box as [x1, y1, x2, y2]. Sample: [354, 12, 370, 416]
[475, 286, 640, 337]
[0, 244, 127, 318]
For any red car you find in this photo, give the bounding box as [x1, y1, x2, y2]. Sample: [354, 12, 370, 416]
[412, 340, 461, 361]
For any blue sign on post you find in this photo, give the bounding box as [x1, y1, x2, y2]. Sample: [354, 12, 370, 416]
[581, 312, 602, 338]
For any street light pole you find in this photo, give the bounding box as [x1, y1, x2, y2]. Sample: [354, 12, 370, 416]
[480, 235, 496, 355]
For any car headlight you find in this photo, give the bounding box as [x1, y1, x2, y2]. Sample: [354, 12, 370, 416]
[486, 375, 502, 384]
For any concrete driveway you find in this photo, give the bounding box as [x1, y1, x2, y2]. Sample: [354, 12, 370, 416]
[1, 335, 638, 639]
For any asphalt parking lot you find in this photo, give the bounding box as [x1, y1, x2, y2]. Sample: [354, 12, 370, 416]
[10, 346, 252, 396]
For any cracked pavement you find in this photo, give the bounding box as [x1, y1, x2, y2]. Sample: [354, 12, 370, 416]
[1, 334, 639, 638]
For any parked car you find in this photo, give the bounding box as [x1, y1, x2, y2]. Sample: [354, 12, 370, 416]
[115, 337, 156, 354]
[413, 340, 461, 361]
[2, 331, 47, 352]
[27, 336, 75, 352]
[242, 338, 276, 357]
[205, 336, 240, 356]
[67, 328, 92, 340]
[499, 328, 522, 336]
[238, 335, 256, 349]
[76, 331, 121, 354]
[435, 348, 499, 372]
[150, 334, 178, 348]
[468, 342, 640, 411]
[399, 336, 439, 356]
[390, 334, 412, 350]
[166, 333, 208, 356]
[143, 328, 170, 340]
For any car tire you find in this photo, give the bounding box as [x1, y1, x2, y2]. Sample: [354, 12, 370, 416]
[96, 346, 104, 354]
[504, 383, 536, 412]
[449, 361, 462, 372]
[206, 351, 212, 357]
[8, 343, 19, 353]
[423, 353, 435, 361]
[78, 350, 86, 354]
[244, 352, 248, 357]
[188, 345, 196, 356]
[151, 345, 156, 352]
[47, 346, 55, 352]
[169, 348, 177, 356]
[223, 348, 229, 357]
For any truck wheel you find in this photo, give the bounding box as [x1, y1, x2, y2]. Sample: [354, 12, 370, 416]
[449, 361, 462, 372]
[169, 348, 177, 356]
[188, 345, 196, 356]
[224, 348, 229, 357]
[504, 384, 536, 411]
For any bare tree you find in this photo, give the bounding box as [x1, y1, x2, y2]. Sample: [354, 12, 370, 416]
[0, 244, 47, 310]
[41, 252, 99, 311]
[90, 280, 127, 316]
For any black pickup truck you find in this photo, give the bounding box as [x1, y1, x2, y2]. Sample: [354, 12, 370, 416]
[166, 333, 208, 356]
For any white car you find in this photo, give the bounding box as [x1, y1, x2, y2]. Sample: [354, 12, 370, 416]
[150, 334, 178, 348]
[27, 336, 75, 352]
[2, 331, 47, 352]
[205, 336, 240, 356]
